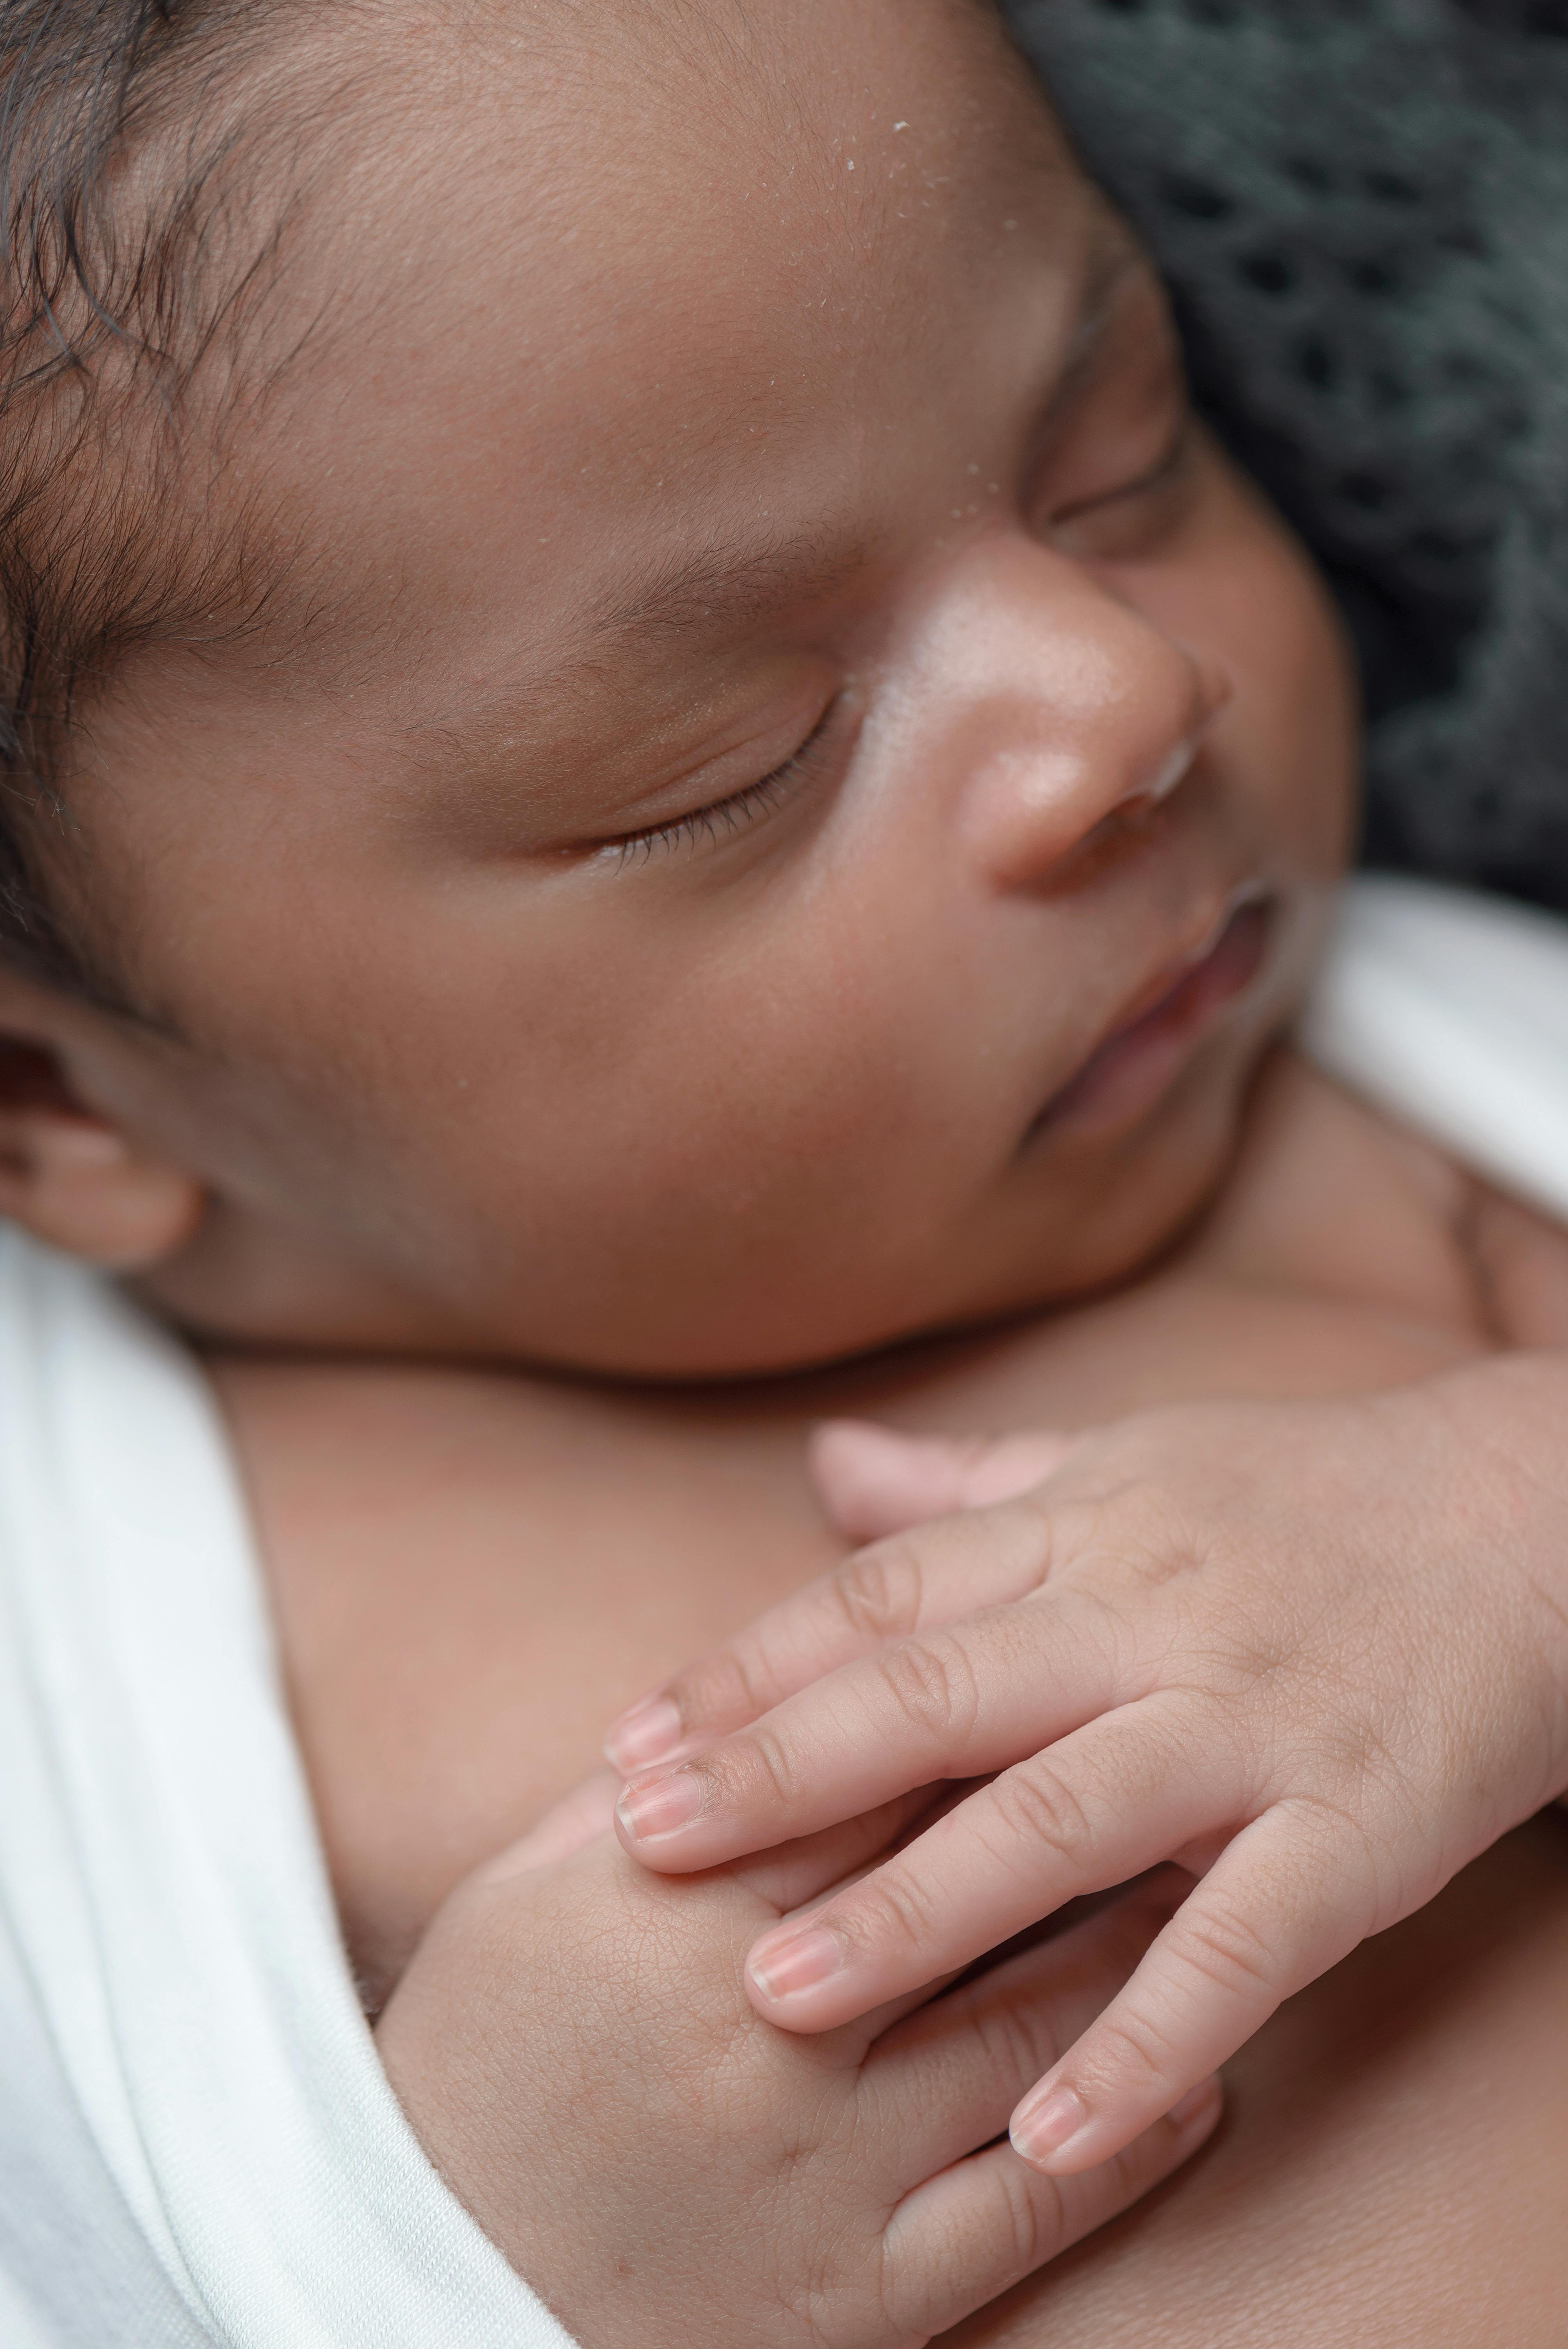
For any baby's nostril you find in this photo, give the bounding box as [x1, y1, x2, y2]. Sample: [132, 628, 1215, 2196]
[1141, 739, 1196, 808]
[1110, 740, 1194, 827]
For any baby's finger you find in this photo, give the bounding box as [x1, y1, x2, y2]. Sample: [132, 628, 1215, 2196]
[733, 1787, 953, 1921]
[743, 1700, 1233, 2029]
[808, 1419, 1078, 1542]
[1009, 1804, 1369, 2176]
[603, 1494, 1067, 1777]
[873, 1871, 1187, 2180]
[880, 2085, 1220, 2340]
[473, 1770, 622, 1881]
[614, 1586, 1127, 1873]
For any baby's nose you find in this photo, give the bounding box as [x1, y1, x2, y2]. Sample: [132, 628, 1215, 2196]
[957, 579, 1231, 891]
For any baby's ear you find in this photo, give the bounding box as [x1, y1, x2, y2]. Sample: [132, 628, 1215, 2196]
[0, 1031, 203, 1268]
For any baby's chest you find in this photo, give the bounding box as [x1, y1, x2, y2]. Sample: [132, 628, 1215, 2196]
[217, 1237, 1482, 2005]
[221, 1367, 845, 1998]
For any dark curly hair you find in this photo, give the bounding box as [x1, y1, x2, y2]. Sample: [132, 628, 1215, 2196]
[0, 0, 312, 1005]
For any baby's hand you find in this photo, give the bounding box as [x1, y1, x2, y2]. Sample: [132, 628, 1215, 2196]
[376, 1778, 1216, 2349]
[604, 1364, 1568, 2180]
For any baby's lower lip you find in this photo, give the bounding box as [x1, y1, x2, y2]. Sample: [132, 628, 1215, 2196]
[1028, 895, 1278, 1141]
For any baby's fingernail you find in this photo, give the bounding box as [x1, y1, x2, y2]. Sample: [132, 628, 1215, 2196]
[604, 1696, 684, 1773]
[747, 1925, 845, 2003]
[615, 1768, 704, 1841]
[1010, 2083, 1092, 2169]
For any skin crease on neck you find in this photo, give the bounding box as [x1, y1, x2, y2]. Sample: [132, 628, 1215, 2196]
[5, 0, 1354, 1380]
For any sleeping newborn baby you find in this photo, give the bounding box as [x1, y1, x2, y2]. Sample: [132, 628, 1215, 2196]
[1, 1, 1566, 2343]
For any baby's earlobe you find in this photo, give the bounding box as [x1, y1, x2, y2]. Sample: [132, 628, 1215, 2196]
[0, 1043, 204, 1267]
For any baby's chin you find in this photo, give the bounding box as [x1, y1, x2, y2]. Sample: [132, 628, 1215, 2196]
[568, 1060, 1262, 1388]
[902, 1042, 1270, 1338]
[149, 1016, 1269, 1388]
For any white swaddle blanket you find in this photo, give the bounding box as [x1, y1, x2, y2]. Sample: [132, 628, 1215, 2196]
[1, 872, 1565, 2346]
[1300, 875, 1568, 1224]
[0, 1242, 575, 2341]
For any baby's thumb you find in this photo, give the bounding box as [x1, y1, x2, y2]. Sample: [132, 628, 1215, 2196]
[474, 1770, 622, 1883]
[808, 1419, 1079, 1540]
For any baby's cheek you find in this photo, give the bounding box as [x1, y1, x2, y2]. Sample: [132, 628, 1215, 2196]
[1217, 498, 1358, 877]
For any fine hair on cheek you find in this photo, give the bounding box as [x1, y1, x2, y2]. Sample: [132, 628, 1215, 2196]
[0, 0, 399, 1014]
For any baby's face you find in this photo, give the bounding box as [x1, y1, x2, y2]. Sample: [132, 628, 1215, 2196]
[67, 0, 1354, 1374]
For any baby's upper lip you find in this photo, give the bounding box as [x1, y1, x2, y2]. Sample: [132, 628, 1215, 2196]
[1115, 884, 1267, 1031]
[1030, 879, 1272, 1125]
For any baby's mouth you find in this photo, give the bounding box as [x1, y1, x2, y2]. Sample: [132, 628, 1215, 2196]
[1027, 891, 1279, 1141]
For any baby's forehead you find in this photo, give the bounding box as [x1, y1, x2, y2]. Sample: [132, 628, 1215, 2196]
[227, 0, 1090, 681]
[331, 0, 1078, 381]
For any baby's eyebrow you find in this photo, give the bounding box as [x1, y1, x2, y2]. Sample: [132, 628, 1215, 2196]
[409, 529, 875, 789]
[419, 218, 1150, 777]
[577, 225, 1147, 664]
[584, 527, 877, 653]
[399, 527, 875, 820]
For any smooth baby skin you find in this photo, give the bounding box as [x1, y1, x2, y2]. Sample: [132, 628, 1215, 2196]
[218, 1051, 1568, 2340]
[0, 0, 1559, 2332]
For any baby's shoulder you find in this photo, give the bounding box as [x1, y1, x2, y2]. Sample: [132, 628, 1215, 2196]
[1187, 1047, 1492, 1342]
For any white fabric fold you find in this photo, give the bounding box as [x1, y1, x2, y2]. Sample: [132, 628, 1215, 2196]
[0, 1233, 576, 2347]
[1300, 874, 1568, 1220]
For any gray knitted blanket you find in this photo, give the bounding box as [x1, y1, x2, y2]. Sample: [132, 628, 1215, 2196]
[1004, 0, 1568, 909]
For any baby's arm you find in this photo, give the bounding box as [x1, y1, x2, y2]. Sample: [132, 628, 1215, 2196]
[374, 1775, 1217, 2348]
[602, 1345, 1568, 2180]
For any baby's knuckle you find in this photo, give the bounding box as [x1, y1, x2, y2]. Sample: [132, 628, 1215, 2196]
[850, 1861, 940, 1960]
[734, 1721, 807, 1814]
[990, 2156, 1053, 2277]
[1290, 1789, 1387, 1905]
[872, 1631, 980, 1751]
[1094, 2001, 1185, 2095]
[1166, 1624, 1286, 1717]
[1040, 1492, 1118, 1575]
[1126, 1517, 1209, 1595]
[672, 1643, 775, 1734]
[1100, 1478, 1199, 1567]
[969, 1994, 1065, 2092]
[883, 2163, 1049, 2334]
[875, 2214, 945, 2342]
[1167, 1896, 1280, 2000]
[829, 1538, 926, 1646]
[982, 1757, 1093, 1867]
[1307, 1694, 1414, 1805]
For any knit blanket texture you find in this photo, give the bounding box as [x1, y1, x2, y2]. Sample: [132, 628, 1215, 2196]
[1005, 0, 1568, 907]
